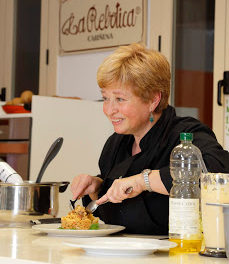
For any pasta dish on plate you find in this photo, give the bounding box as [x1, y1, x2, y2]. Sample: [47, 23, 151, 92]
[61, 205, 99, 230]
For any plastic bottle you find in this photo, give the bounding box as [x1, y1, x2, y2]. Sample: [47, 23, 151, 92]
[169, 132, 202, 253]
[0, 160, 23, 184]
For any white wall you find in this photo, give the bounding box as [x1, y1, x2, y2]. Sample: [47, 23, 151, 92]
[57, 50, 113, 100]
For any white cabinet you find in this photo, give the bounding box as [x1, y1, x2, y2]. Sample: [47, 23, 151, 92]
[30, 96, 113, 217]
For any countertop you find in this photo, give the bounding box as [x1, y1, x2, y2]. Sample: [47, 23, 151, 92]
[0, 226, 228, 264]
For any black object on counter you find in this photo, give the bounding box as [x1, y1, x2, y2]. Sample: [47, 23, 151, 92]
[24, 103, 31, 111]
[30, 218, 61, 225]
[0, 88, 6, 101]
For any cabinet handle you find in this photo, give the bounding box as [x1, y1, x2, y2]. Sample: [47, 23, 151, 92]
[158, 35, 161, 52]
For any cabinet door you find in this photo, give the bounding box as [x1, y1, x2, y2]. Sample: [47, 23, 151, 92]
[213, 0, 229, 148]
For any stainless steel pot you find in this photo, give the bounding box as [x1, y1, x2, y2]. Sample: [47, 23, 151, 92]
[0, 181, 69, 224]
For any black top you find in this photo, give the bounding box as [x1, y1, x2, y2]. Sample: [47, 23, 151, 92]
[83, 105, 229, 235]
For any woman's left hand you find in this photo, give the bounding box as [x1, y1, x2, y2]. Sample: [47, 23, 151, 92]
[96, 174, 145, 204]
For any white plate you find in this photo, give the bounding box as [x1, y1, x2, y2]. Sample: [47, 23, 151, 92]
[32, 223, 125, 237]
[63, 237, 177, 256]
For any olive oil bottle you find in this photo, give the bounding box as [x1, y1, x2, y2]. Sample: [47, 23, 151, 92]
[169, 133, 202, 253]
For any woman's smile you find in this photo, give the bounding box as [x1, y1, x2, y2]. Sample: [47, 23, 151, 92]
[111, 118, 123, 124]
[101, 83, 154, 140]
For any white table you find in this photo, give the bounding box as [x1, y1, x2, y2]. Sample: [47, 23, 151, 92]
[0, 226, 228, 264]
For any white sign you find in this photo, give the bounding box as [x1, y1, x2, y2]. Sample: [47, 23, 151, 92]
[59, 0, 146, 54]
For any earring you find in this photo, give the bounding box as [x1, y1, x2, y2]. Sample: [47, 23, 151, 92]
[149, 112, 154, 123]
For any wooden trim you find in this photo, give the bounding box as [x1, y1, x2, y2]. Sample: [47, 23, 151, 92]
[39, 0, 49, 96]
[226, 0, 229, 70]
[149, 0, 173, 105]
[149, 0, 173, 64]
[0, 142, 29, 154]
[39, 0, 59, 96]
[47, 0, 59, 96]
[0, 0, 6, 93]
[213, 0, 227, 145]
[0, 0, 14, 101]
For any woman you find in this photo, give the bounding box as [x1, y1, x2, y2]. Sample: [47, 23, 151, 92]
[71, 43, 229, 235]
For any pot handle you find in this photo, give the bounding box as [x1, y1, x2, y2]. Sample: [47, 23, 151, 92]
[59, 181, 70, 193]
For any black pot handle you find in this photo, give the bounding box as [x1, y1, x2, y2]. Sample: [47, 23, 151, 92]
[59, 181, 70, 193]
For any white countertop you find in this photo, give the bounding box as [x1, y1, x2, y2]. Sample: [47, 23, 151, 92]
[0, 226, 228, 264]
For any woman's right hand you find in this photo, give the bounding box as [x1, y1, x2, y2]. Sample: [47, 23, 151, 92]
[70, 174, 103, 200]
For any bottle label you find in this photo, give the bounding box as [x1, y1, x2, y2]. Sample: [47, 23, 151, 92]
[169, 198, 200, 235]
[0, 162, 23, 183]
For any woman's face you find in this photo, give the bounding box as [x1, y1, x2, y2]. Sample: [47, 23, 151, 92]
[101, 83, 153, 139]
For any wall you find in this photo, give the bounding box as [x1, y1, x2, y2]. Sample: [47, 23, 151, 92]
[57, 50, 112, 100]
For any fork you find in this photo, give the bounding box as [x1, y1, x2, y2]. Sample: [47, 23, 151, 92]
[85, 186, 133, 214]
[69, 186, 133, 212]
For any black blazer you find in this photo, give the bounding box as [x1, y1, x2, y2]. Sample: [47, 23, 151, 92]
[83, 105, 229, 235]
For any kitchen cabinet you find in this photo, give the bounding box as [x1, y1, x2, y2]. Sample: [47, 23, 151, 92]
[30, 96, 113, 217]
[0, 117, 32, 180]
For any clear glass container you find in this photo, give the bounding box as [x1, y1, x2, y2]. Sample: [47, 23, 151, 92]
[200, 173, 229, 258]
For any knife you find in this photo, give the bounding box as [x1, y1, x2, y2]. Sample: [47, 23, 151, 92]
[30, 217, 61, 225]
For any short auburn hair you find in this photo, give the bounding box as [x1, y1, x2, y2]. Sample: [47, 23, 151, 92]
[97, 43, 171, 112]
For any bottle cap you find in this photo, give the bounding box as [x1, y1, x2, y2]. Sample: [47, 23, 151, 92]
[180, 132, 193, 141]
